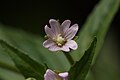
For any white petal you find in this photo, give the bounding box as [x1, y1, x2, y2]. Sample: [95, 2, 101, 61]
[48, 44, 60, 51]
[43, 40, 55, 48]
[49, 19, 61, 35]
[59, 72, 68, 78]
[59, 72, 68, 80]
[61, 20, 71, 35]
[44, 69, 61, 80]
[45, 25, 55, 38]
[60, 45, 70, 52]
[64, 24, 78, 40]
[66, 40, 78, 50]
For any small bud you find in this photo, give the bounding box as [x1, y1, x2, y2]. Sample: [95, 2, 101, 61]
[73, 36, 79, 41]
[44, 35, 48, 39]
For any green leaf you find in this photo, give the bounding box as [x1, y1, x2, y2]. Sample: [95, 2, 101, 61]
[0, 68, 25, 80]
[71, 0, 120, 61]
[0, 39, 46, 80]
[69, 37, 97, 80]
[0, 26, 70, 71]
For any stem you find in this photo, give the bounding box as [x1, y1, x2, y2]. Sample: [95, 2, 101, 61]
[63, 52, 74, 65]
[0, 61, 19, 73]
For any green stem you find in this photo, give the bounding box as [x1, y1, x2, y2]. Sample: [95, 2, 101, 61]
[63, 52, 74, 65]
[0, 61, 19, 73]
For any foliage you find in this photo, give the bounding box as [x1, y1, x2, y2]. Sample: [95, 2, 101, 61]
[0, 0, 119, 80]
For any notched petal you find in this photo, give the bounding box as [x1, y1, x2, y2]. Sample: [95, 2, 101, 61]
[66, 40, 78, 50]
[61, 20, 71, 35]
[60, 45, 70, 52]
[65, 24, 79, 40]
[43, 40, 55, 48]
[45, 25, 55, 38]
[48, 44, 60, 51]
[49, 19, 60, 35]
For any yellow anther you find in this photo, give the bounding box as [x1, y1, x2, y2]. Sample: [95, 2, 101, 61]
[53, 34, 66, 47]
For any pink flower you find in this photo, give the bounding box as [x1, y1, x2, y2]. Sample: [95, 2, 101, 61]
[43, 19, 78, 52]
[44, 69, 68, 80]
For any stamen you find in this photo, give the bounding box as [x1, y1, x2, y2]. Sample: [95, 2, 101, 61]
[53, 34, 66, 47]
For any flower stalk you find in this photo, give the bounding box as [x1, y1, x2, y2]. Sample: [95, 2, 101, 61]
[63, 52, 74, 65]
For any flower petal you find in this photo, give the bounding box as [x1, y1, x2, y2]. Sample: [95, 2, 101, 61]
[61, 20, 71, 35]
[48, 44, 60, 51]
[60, 45, 70, 52]
[44, 69, 61, 80]
[49, 19, 61, 35]
[45, 25, 55, 38]
[59, 72, 68, 78]
[59, 72, 68, 80]
[66, 40, 78, 50]
[43, 40, 55, 48]
[64, 24, 78, 40]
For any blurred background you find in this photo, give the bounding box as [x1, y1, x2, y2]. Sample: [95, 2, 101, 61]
[0, 0, 120, 80]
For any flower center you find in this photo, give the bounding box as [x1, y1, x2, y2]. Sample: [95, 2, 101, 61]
[53, 34, 66, 47]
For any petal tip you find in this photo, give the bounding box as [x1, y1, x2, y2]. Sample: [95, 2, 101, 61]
[74, 24, 79, 29]
[44, 25, 49, 30]
[49, 19, 57, 23]
[64, 20, 71, 22]
[59, 72, 68, 78]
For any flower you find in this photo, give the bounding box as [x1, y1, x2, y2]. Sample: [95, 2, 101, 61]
[44, 69, 68, 80]
[43, 19, 78, 52]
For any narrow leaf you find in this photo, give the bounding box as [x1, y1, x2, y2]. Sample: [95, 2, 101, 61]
[0, 39, 46, 80]
[0, 26, 70, 71]
[71, 0, 120, 61]
[69, 37, 97, 80]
